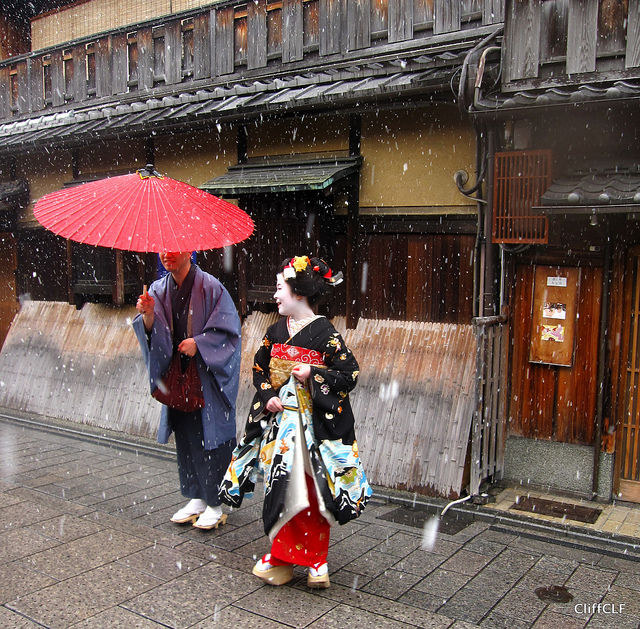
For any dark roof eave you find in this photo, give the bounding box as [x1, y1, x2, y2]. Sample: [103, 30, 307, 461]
[534, 204, 640, 215]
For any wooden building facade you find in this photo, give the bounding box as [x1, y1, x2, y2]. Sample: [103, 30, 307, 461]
[0, 0, 507, 498]
[467, 0, 640, 503]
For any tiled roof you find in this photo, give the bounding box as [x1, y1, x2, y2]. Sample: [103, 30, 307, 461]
[541, 171, 640, 206]
[201, 157, 361, 195]
[0, 51, 467, 155]
[473, 79, 640, 115]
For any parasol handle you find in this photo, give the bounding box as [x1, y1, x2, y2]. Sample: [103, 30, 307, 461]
[143, 284, 148, 297]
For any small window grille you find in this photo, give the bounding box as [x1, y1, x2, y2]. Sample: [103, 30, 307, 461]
[493, 150, 552, 244]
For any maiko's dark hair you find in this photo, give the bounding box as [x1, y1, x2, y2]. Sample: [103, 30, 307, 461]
[281, 256, 332, 308]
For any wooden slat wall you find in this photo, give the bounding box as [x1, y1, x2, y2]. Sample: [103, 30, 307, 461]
[95, 37, 111, 98]
[72, 45, 87, 102]
[347, 0, 371, 51]
[0, 304, 476, 498]
[111, 33, 128, 95]
[509, 264, 602, 445]
[231, 312, 477, 497]
[16, 59, 29, 115]
[193, 12, 211, 80]
[503, 0, 540, 83]
[215, 8, 235, 76]
[434, 0, 460, 35]
[320, 0, 343, 55]
[362, 233, 475, 323]
[30, 57, 45, 111]
[483, 0, 504, 25]
[138, 28, 155, 90]
[388, 0, 413, 43]
[164, 20, 182, 85]
[247, 0, 268, 70]
[282, 0, 304, 63]
[505, 0, 638, 84]
[2, 0, 509, 122]
[566, 0, 597, 75]
[0, 67, 9, 118]
[50, 50, 65, 107]
[626, 0, 640, 68]
[471, 317, 508, 495]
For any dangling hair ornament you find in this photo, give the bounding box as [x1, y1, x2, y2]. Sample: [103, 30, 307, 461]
[313, 260, 343, 286]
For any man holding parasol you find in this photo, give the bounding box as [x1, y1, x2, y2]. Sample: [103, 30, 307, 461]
[33, 165, 254, 529]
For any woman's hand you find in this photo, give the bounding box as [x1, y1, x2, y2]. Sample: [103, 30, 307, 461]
[265, 397, 284, 413]
[292, 364, 311, 382]
[178, 338, 197, 357]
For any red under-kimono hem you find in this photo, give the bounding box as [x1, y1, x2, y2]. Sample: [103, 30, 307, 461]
[269, 474, 330, 567]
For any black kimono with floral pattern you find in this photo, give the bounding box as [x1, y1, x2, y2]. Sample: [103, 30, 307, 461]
[245, 316, 359, 445]
[219, 316, 370, 530]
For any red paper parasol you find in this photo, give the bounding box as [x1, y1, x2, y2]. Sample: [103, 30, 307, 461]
[33, 166, 253, 253]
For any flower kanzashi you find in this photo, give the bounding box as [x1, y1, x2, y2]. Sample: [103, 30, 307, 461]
[293, 256, 310, 272]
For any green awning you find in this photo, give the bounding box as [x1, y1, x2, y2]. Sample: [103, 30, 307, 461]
[200, 158, 361, 196]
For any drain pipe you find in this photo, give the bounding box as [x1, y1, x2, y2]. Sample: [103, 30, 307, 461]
[592, 228, 611, 500]
[441, 494, 472, 517]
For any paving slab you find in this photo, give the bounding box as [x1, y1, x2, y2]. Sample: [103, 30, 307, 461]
[2, 415, 640, 629]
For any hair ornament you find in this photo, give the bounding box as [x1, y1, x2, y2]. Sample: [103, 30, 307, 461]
[283, 256, 309, 279]
[283, 255, 343, 287]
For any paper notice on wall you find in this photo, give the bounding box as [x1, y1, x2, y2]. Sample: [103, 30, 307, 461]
[541, 324, 564, 342]
[547, 276, 567, 287]
[543, 302, 566, 319]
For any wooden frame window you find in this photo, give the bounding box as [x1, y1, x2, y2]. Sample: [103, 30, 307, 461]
[86, 42, 96, 96]
[181, 18, 195, 79]
[540, 0, 569, 62]
[597, 0, 628, 56]
[493, 150, 552, 244]
[267, 1, 283, 58]
[9, 65, 18, 114]
[63, 49, 74, 101]
[153, 25, 165, 84]
[127, 31, 139, 88]
[235, 8, 248, 64]
[42, 55, 52, 108]
[303, 0, 319, 49]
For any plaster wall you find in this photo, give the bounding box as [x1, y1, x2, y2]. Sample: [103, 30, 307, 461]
[360, 105, 477, 213]
[77, 139, 145, 175]
[503, 436, 614, 501]
[247, 115, 349, 158]
[154, 126, 237, 187]
[16, 150, 72, 227]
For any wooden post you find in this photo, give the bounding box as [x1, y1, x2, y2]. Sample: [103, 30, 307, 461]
[113, 250, 125, 306]
[66, 240, 74, 305]
[346, 114, 361, 329]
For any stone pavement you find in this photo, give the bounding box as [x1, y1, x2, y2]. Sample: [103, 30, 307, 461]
[1, 413, 640, 629]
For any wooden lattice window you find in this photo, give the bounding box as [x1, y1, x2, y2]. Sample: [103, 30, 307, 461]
[493, 150, 552, 244]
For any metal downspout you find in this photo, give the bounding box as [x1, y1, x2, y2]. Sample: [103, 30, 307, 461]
[482, 128, 496, 316]
[592, 228, 611, 499]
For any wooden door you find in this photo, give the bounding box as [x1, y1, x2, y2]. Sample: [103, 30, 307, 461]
[0, 234, 18, 348]
[615, 246, 640, 502]
[508, 264, 602, 443]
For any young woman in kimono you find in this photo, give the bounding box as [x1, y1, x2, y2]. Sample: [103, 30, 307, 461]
[219, 255, 371, 589]
[134, 252, 241, 530]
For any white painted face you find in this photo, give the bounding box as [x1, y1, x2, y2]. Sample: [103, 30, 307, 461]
[274, 273, 299, 317]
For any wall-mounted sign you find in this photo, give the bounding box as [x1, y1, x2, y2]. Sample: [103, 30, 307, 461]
[529, 266, 580, 367]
